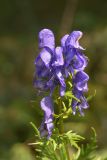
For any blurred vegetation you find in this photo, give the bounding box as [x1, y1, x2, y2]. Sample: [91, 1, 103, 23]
[0, 0, 107, 159]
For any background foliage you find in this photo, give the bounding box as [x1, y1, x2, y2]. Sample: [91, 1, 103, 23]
[0, 0, 107, 159]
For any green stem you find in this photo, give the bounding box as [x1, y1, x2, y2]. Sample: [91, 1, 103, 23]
[57, 97, 63, 134]
[58, 97, 71, 160]
[65, 145, 71, 160]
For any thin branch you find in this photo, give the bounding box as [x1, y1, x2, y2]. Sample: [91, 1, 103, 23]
[59, 0, 78, 37]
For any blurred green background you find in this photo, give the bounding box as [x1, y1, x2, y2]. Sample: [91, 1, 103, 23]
[0, 0, 107, 159]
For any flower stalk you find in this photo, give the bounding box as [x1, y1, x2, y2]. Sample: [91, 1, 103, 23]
[57, 97, 71, 160]
[57, 97, 64, 134]
[33, 28, 90, 159]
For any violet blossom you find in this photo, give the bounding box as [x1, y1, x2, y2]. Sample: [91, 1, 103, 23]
[34, 29, 66, 97]
[34, 29, 89, 137]
[39, 96, 54, 138]
[61, 31, 89, 115]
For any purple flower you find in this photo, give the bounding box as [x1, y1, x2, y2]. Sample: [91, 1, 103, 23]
[55, 68, 66, 96]
[38, 29, 55, 51]
[71, 52, 88, 71]
[60, 31, 89, 115]
[73, 71, 89, 92]
[61, 34, 69, 53]
[34, 29, 66, 96]
[71, 71, 89, 115]
[61, 31, 88, 74]
[65, 31, 84, 50]
[39, 96, 54, 138]
[52, 47, 64, 66]
[34, 29, 89, 137]
[72, 87, 89, 116]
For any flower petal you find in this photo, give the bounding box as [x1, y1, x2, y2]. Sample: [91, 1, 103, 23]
[65, 48, 76, 67]
[72, 87, 89, 115]
[65, 31, 84, 50]
[52, 47, 64, 66]
[34, 79, 48, 90]
[35, 54, 50, 78]
[74, 52, 88, 70]
[73, 71, 89, 92]
[61, 34, 69, 48]
[40, 96, 54, 138]
[72, 87, 82, 114]
[78, 96, 89, 116]
[40, 48, 52, 68]
[47, 76, 56, 96]
[40, 97, 54, 117]
[61, 34, 69, 53]
[55, 69, 66, 96]
[38, 29, 55, 51]
[79, 96, 89, 109]
[72, 53, 87, 70]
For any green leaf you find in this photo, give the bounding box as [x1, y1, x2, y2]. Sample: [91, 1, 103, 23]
[30, 122, 40, 138]
[66, 107, 72, 115]
[68, 98, 72, 107]
[67, 81, 72, 88]
[68, 72, 72, 79]
[77, 128, 97, 160]
[87, 90, 96, 102]
[62, 101, 67, 112]
[28, 142, 43, 146]
[58, 143, 68, 160]
[64, 130, 84, 159]
[50, 138, 57, 151]
[65, 91, 80, 102]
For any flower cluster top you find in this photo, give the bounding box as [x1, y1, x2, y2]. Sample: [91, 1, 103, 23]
[34, 29, 89, 138]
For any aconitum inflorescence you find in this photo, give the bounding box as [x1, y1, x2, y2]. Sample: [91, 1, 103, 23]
[34, 29, 89, 137]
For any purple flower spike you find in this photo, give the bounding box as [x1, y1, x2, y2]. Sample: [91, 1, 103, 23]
[40, 96, 54, 138]
[34, 29, 89, 134]
[73, 71, 89, 92]
[38, 29, 55, 51]
[65, 31, 84, 50]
